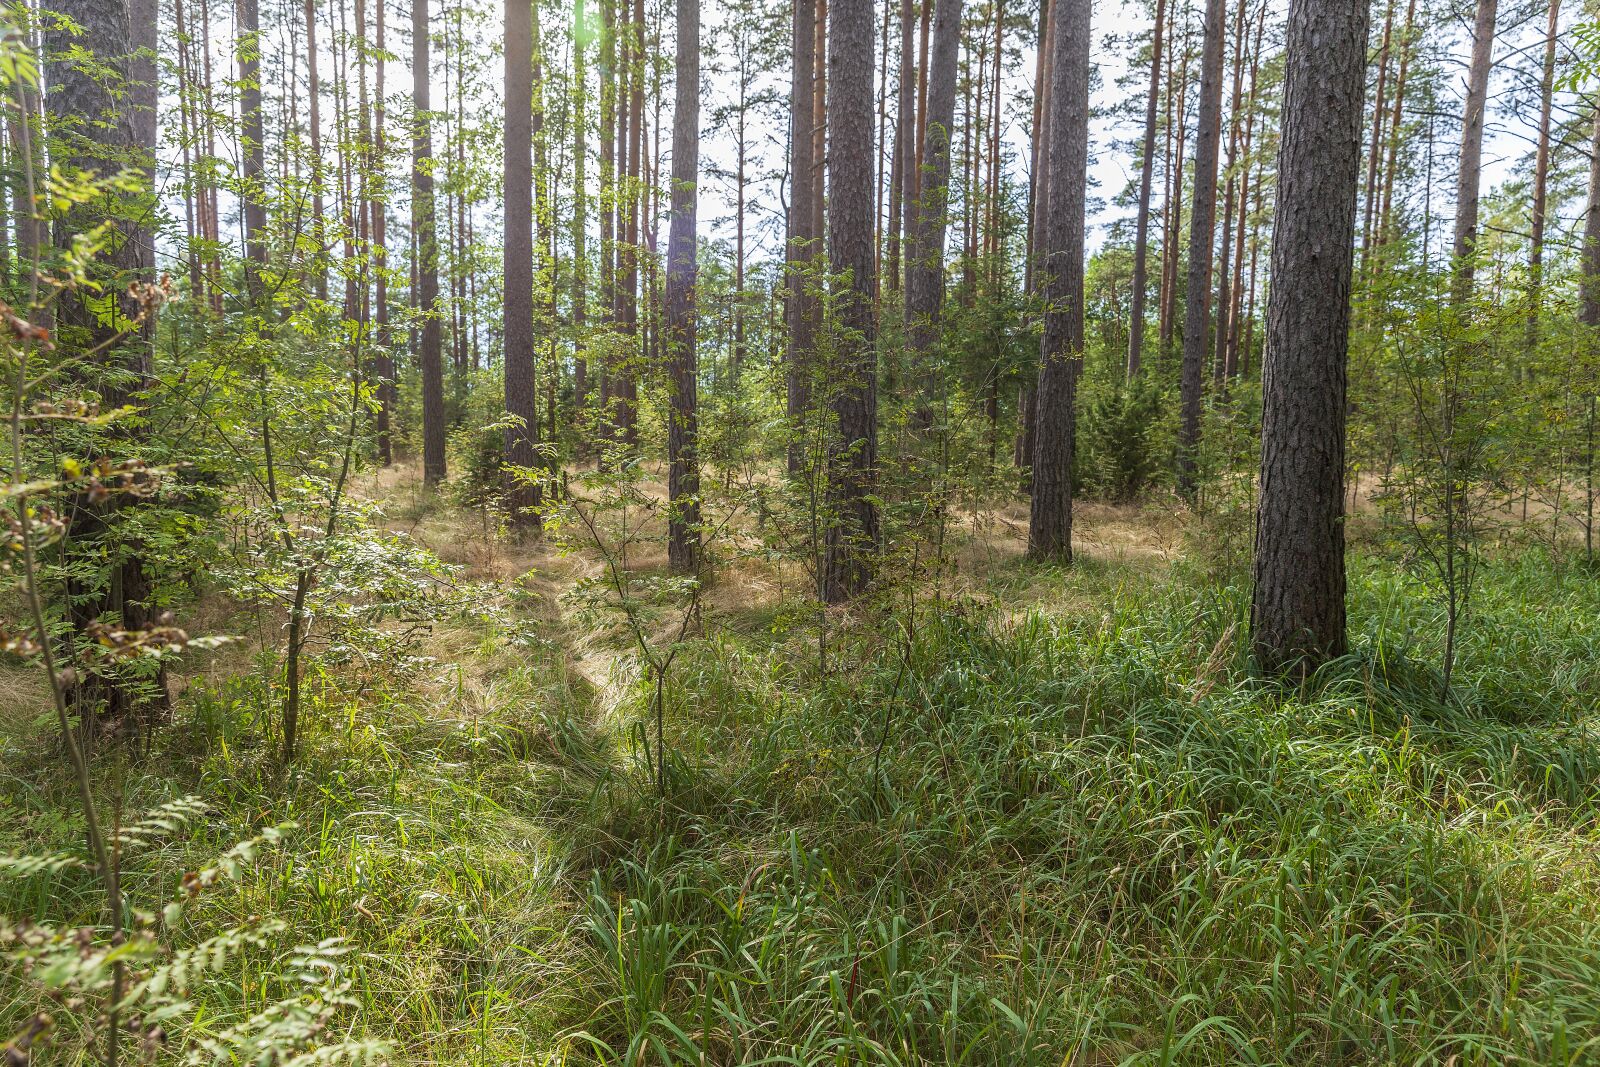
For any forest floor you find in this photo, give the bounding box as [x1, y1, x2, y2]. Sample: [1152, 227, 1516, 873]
[5, 464, 1600, 1065]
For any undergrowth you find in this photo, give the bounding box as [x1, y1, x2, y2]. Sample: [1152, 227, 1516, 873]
[5, 532, 1600, 1064]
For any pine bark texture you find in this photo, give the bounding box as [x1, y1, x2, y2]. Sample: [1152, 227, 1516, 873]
[1451, 0, 1496, 302]
[1176, 0, 1225, 497]
[666, 0, 701, 571]
[504, 0, 542, 525]
[903, 0, 963, 416]
[1127, 0, 1164, 378]
[48, 0, 165, 720]
[1026, 0, 1087, 562]
[415, 0, 447, 484]
[786, 0, 817, 474]
[238, 0, 268, 294]
[823, 0, 878, 603]
[1251, 0, 1369, 672]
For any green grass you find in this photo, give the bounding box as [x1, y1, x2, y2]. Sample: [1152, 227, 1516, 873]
[5, 540, 1600, 1064]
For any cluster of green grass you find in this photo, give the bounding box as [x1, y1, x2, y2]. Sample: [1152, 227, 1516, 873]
[5, 543, 1600, 1064]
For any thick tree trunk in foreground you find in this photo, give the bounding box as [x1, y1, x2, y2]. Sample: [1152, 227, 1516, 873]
[415, 0, 447, 484]
[504, 0, 542, 526]
[48, 0, 166, 722]
[666, 0, 701, 571]
[1026, 0, 1088, 562]
[823, 0, 878, 603]
[1176, 0, 1225, 498]
[1251, 0, 1369, 672]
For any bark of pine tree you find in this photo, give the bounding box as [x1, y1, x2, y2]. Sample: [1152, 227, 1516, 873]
[1251, 0, 1369, 672]
[786, 0, 817, 475]
[1026, 0, 1087, 561]
[886, 0, 915, 291]
[415, 0, 448, 483]
[305, 0, 327, 298]
[374, 0, 394, 464]
[48, 0, 166, 721]
[823, 0, 878, 603]
[1526, 0, 1559, 355]
[572, 0, 591, 407]
[505, 0, 543, 526]
[666, 0, 701, 571]
[1452, 0, 1496, 303]
[239, 0, 268, 297]
[1175, 0, 1225, 498]
[1127, 0, 1165, 379]
[904, 0, 964, 424]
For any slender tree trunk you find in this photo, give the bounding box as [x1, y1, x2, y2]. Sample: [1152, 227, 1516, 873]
[572, 0, 590, 407]
[786, 0, 817, 474]
[173, 0, 204, 301]
[1357, 0, 1394, 275]
[1212, 0, 1245, 386]
[886, 0, 914, 292]
[1376, 0, 1415, 249]
[1027, 0, 1089, 561]
[1158, 17, 1190, 364]
[813, 0, 827, 253]
[822, 0, 878, 603]
[415, 0, 447, 483]
[1452, 0, 1496, 303]
[1127, 0, 1166, 378]
[1526, 0, 1560, 357]
[1251, 0, 1369, 671]
[905, 0, 965, 423]
[1014, 0, 1052, 473]
[374, 0, 393, 464]
[666, 0, 701, 571]
[239, 0, 268, 297]
[506, 0, 543, 525]
[1175, 0, 1225, 499]
[1222, 0, 1262, 379]
[305, 0, 327, 298]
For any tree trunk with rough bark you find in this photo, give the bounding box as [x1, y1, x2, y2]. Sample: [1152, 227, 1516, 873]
[1451, 0, 1496, 304]
[786, 0, 817, 474]
[1127, 0, 1165, 379]
[1027, 0, 1088, 562]
[666, 0, 701, 571]
[822, 0, 878, 603]
[1175, 0, 1224, 498]
[505, 0, 543, 526]
[904, 0, 963, 423]
[1251, 0, 1369, 672]
[415, 0, 447, 483]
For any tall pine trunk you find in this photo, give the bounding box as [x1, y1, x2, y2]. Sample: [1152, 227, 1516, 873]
[1251, 0, 1369, 671]
[505, 0, 543, 526]
[415, 0, 447, 483]
[785, 0, 817, 474]
[822, 0, 878, 603]
[1126, 0, 1165, 378]
[1027, 0, 1088, 561]
[1451, 0, 1496, 303]
[1526, 0, 1559, 355]
[665, 0, 701, 571]
[1175, 0, 1225, 498]
[904, 0, 964, 424]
